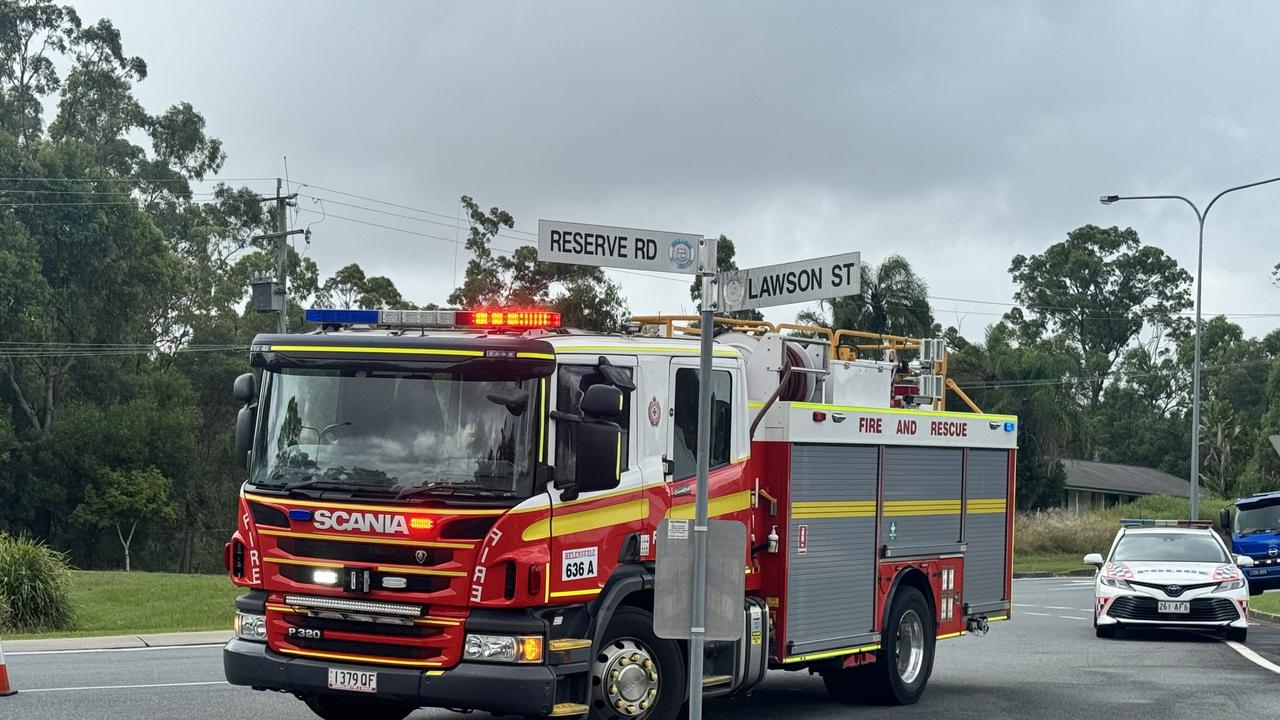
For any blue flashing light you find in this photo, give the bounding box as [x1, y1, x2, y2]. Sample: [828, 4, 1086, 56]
[1003, 421, 1016, 432]
[288, 509, 312, 522]
[304, 308, 381, 325]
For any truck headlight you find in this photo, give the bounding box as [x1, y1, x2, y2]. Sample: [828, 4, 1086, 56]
[463, 633, 543, 663]
[1217, 579, 1246, 592]
[235, 611, 267, 642]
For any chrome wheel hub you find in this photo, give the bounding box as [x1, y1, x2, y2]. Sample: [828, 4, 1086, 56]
[896, 609, 925, 685]
[593, 639, 659, 717]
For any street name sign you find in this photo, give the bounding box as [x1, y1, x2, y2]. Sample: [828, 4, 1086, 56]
[538, 219, 705, 275]
[717, 251, 861, 311]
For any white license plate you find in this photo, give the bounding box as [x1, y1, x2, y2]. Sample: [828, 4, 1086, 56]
[1158, 601, 1190, 614]
[327, 668, 377, 694]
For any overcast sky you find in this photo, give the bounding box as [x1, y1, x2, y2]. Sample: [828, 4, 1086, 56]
[77, 1, 1280, 339]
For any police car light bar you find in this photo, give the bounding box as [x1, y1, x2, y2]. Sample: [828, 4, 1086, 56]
[1119, 519, 1214, 528]
[456, 309, 561, 330]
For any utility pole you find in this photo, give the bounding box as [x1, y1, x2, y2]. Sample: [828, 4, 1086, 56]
[274, 178, 289, 333]
[251, 179, 302, 333]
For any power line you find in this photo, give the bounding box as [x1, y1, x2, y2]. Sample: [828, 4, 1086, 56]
[955, 357, 1276, 391]
[0, 175, 276, 184]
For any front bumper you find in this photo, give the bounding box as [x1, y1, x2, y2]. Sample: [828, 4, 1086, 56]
[224, 639, 580, 715]
[1095, 592, 1248, 628]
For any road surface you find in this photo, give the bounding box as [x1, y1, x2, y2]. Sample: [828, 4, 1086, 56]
[6, 578, 1280, 720]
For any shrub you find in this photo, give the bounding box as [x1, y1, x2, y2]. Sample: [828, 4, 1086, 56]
[1016, 494, 1236, 558]
[0, 532, 76, 632]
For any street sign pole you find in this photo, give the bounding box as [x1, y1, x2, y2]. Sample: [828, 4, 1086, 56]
[688, 237, 716, 720]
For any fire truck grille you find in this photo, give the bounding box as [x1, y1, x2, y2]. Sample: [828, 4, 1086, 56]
[287, 614, 442, 638]
[273, 609, 459, 666]
[290, 636, 442, 661]
[278, 564, 452, 594]
[1107, 596, 1239, 622]
[276, 537, 453, 567]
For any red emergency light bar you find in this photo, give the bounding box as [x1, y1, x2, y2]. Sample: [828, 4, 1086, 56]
[457, 309, 561, 330]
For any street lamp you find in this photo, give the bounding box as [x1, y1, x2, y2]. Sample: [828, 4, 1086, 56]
[1100, 176, 1280, 520]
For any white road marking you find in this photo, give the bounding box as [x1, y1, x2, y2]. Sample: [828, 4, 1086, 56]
[1044, 606, 1075, 610]
[1058, 615, 1087, 620]
[1023, 612, 1053, 617]
[1224, 640, 1280, 676]
[21, 681, 229, 694]
[8, 643, 223, 657]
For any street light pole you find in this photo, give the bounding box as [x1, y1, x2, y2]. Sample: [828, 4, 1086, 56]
[1100, 176, 1280, 519]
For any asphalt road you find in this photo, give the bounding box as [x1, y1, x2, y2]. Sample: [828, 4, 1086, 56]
[6, 578, 1280, 720]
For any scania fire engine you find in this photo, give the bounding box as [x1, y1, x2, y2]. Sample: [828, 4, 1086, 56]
[223, 308, 1017, 720]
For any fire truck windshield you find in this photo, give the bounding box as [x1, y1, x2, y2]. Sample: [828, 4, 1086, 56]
[249, 367, 541, 500]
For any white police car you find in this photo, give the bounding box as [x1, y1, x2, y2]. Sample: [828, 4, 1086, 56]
[1085, 520, 1254, 642]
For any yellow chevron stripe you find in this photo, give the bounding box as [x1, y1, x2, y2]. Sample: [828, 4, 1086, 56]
[791, 500, 876, 519]
[782, 642, 880, 664]
[268, 344, 484, 358]
[884, 500, 962, 516]
[521, 499, 649, 542]
[263, 557, 342, 569]
[666, 490, 753, 520]
[550, 588, 602, 599]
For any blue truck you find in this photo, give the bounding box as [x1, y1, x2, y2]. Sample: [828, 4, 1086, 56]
[1221, 491, 1280, 595]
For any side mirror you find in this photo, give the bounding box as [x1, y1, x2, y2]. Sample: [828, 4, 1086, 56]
[581, 384, 623, 421]
[1083, 553, 1104, 567]
[574, 418, 622, 493]
[234, 405, 257, 470]
[1220, 507, 1232, 532]
[1236, 555, 1255, 568]
[233, 372, 258, 405]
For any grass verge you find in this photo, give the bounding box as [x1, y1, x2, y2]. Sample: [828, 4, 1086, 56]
[9, 570, 242, 640]
[1013, 553, 1090, 576]
[1252, 591, 1280, 617]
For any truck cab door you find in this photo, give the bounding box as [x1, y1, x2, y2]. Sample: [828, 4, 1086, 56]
[545, 356, 645, 602]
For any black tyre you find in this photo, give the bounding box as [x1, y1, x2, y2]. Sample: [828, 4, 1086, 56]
[865, 586, 934, 705]
[590, 606, 685, 720]
[303, 695, 415, 720]
[1226, 626, 1248, 643]
[1095, 624, 1117, 639]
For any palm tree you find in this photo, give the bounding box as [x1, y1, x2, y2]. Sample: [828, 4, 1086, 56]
[796, 255, 934, 337]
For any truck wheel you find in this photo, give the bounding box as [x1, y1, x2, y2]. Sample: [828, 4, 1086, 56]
[591, 606, 685, 720]
[303, 695, 415, 720]
[866, 586, 934, 705]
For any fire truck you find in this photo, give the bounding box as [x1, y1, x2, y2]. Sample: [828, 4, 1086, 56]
[223, 308, 1016, 720]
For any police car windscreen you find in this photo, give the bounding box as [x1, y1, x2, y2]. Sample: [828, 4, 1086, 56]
[250, 368, 540, 500]
[1111, 533, 1229, 563]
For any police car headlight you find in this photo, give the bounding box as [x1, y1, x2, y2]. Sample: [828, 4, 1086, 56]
[1217, 579, 1246, 592]
[1100, 576, 1131, 590]
[463, 633, 543, 663]
[234, 611, 267, 642]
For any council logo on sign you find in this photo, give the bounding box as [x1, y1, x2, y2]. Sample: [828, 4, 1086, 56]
[722, 277, 746, 309]
[669, 238, 695, 270]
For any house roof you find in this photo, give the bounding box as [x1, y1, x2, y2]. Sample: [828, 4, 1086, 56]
[1062, 459, 1189, 498]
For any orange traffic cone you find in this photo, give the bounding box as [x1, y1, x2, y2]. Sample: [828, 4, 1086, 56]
[0, 636, 15, 696]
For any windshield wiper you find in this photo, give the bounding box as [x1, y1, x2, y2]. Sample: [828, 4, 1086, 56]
[396, 482, 515, 501]
[1239, 527, 1278, 537]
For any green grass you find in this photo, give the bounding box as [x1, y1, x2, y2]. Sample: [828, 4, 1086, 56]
[1252, 592, 1280, 616]
[9, 571, 243, 640]
[1014, 553, 1091, 575]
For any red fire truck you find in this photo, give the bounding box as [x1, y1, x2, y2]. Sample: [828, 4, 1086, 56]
[223, 308, 1016, 720]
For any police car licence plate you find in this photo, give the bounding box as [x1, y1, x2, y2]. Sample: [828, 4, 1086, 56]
[1158, 601, 1189, 614]
[328, 668, 377, 693]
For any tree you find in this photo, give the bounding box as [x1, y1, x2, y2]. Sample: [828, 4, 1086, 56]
[448, 196, 627, 331]
[947, 323, 1081, 509]
[72, 466, 177, 571]
[689, 235, 763, 321]
[796, 254, 934, 339]
[1008, 225, 1192, 408]
[0, 0, 80, 142]
[314, 263, 411, 310]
